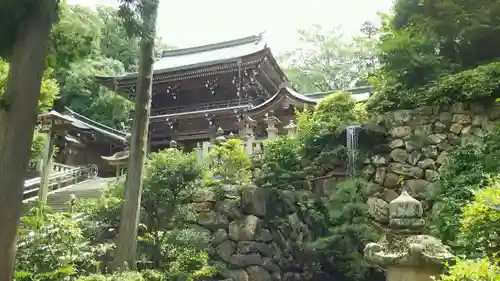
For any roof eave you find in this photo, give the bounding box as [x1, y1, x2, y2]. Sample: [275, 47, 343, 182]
[245, 84, 318, 117]
[97, 48, 269, 87]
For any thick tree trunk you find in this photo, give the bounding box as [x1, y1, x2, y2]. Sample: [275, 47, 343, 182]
[113, 0, 158, 270]
[0, 1, 58, 280]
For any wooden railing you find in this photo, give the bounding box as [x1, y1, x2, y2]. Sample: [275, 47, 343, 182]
[23, 164, 98, 200]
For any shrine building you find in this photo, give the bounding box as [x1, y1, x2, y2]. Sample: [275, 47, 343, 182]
[96, 33, 371, 157]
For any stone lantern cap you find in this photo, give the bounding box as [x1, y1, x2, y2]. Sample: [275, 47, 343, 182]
[169, 140, 178, 148]
[364, 191, 454, 268]
[215, 126, 227, 143]
[389, 191, 425, 231]
[216, 126, 224, 135]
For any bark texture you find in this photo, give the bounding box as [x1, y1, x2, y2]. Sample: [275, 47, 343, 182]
[0, 1, 58, 280]
[113, 0, 159, 270]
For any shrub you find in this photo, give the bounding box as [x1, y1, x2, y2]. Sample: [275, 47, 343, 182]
[16, 204, 103, 281]
[439, 258, 500, 281]
[459, 180, 500, 257]
[258, 135, 304, 189]
[428, 123, 500, 249]
[311, 179, 380, 281]
[367, 61, 500, 113]
[76, 271, 145, 281]
[208, 138, 252, 184]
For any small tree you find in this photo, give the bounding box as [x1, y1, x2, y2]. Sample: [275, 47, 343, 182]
[142, 148, 204, 267]
[16, 205, 104, 281]
[208, 138, 252, 184]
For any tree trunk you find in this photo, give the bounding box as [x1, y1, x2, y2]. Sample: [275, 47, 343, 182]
[0, 1, 58, 279]
[113, 0, 159, 271]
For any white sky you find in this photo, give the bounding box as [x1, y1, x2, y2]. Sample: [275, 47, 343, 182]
[68, 0, 393, 55]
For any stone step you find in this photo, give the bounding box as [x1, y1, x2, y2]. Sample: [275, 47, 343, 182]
[23, 177, 116, 213]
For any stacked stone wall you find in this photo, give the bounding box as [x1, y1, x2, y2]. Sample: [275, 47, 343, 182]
[363, 101, 500, 222]
[191, 186, 314, 281]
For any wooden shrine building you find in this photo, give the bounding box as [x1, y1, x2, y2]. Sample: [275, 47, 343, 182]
[38, 108, 129, 177]
[96, 34, 371, 157]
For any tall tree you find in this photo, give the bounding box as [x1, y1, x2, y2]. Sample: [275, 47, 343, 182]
[0, 0, 60, 278]
[113, 0, 159, 270]
[280, 24, 376, 93]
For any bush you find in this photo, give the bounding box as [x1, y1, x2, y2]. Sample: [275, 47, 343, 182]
[428, 124, 500, 248]
[439, 258, 500, 281]
[16, 204, 104, 281]
[310, 179, 381, 281]
[76, 271, 146, 281]
[367, 61, 500, 113]
[208, 138, 252, 184]
[76, 149, 212, 272]
[258, 135, 304, 189]
[459, 180, 500, 257]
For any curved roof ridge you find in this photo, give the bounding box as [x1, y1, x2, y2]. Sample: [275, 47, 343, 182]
[161, 33, 264, 57]
[64, 107, 129, 138]
[245, 84, 318, 117]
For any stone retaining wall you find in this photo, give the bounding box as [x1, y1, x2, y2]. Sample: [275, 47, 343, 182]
[191, 186, 314, 281]
[363, 101, 500, 222]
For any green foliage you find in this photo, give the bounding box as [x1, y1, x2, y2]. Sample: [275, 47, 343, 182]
[47, 3, 101, 73]
[29, 130, 47, 168]
[439, 258, 500, 281]
[459, 180, 500, 258]
[77, 149, 208, 270]
[298, 91, 364, 174]
[160, 230, 215, 281]
[280, 24, 378, 92]
[208, 138, 252, 184]
[310, 179, 380, 281]
[96, 7, 139, 72]
[16, 204, 105, 281]
[0, 59, 59, 113]
[258, 136, 304, 188]
[367, 0, 500, 113]
[45, 3, 172, 129]
[429, 124, 500, 249]
[257, 91, 366, 188]
[75, 180, 124, 241]
[61, 57, 132, 130]
[367, 61, 500, 113]
[77, 271, 148, 281]
[142, 148, 203, 228]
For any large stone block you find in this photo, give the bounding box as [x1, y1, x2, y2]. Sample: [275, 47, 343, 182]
[241, 187, 269, 217]
[229, 215, 262, 241]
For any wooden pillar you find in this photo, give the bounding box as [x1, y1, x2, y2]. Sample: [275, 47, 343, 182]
[202, 141, 210, 156]
[39, 122, 56, 204]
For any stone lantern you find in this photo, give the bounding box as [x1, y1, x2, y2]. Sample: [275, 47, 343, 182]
[215, 126, 227, 143]
[364, 191, 454, 281]
[283, 119, 297, 136]
[169, 140, 178, 149]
